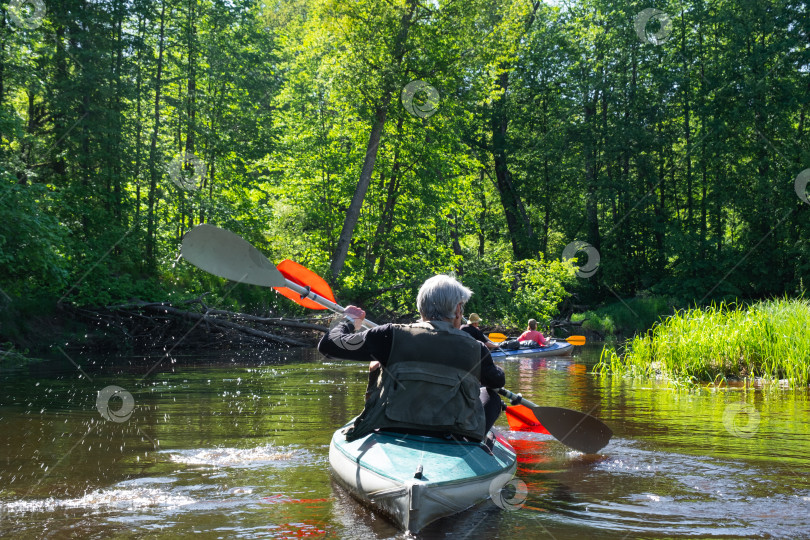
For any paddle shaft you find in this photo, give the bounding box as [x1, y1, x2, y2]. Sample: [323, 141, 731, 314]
[498, 388, 541, 409]
[280, 278, 377, 329]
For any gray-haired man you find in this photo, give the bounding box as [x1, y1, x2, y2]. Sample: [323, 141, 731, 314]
[317, 274, 505, 443]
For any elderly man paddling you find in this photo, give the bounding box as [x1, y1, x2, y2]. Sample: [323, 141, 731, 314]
[317, 275, 505, 444]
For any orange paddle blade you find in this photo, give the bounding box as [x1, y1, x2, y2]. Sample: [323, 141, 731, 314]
[566, 335, 586, 346]
[273, 259, 336, 310]
[505, 404, 550, 434]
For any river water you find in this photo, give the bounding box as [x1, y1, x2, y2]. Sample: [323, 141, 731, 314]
[1, 344, 809, 539]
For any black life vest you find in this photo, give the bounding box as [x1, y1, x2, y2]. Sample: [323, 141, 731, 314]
[344, 321, 486, 442]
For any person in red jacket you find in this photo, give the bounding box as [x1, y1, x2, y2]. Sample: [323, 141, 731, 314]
[517, 319, 549, 347]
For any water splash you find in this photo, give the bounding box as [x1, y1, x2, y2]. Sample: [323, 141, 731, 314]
[164, 445, 301, 468]
[2, 486, 194, 514]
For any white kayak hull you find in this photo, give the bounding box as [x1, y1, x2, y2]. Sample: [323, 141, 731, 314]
[329, 424, 517, 534]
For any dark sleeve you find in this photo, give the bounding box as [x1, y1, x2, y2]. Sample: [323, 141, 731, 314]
[478, 344, 505, 388]
[317, 320, 395, 365]
[461, 325, 487, 344]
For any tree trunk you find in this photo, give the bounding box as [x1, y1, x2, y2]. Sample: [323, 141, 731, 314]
[112, 2, 124, 226]
[492, 71, 536, 260]
[489, 2, 542, 261]
[329, 0, 417, 280]
[0, 8, 5, 144]
[681, 11, 693, 229]
[541, 88, 551, 256]
[147, 0, 168, 263]
[656, 122, 665, 259]
[330, 101, 390, 280]
[182, 0, 198, 237]
[134, 11, 145, 228]
[366, 116, 404, 274]
[583, 95, 600, 253]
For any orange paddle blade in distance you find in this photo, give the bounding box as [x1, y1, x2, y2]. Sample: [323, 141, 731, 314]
[505, 404, 550, 435]
[566, 335, 586, 346]
[274, 259, 336, 310]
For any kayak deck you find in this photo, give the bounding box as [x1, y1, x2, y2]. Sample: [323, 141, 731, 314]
[329, 424, 517, 533]
[491, 340, 574, 359]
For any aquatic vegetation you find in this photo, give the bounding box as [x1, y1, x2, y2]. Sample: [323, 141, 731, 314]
[595, 298, 810, 387]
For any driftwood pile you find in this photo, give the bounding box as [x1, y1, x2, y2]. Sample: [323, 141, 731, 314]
[62, 295, 330, 353]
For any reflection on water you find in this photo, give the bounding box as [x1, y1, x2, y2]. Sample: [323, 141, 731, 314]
[1, 344, 809, 538]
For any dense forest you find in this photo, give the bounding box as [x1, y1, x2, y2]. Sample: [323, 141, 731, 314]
[1, 0, 808, 346]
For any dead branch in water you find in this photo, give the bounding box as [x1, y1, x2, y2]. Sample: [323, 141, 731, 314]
[140, 304, 309, 346]
[62, 298, 329, 353]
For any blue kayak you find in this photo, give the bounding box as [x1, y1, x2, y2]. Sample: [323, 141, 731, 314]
[491, 339, 574, 359]
[329, 423, 517, 534]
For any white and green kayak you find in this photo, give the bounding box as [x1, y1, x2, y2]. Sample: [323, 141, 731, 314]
[329, 423, 518, 534]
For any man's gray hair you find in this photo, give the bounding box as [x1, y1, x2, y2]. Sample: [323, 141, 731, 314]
[416, 275, 473, 321]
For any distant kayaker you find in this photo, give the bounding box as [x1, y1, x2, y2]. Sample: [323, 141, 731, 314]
[317, 274, 505, 445]
[517, 319, 550, 347]
[460, 313, 498, 350]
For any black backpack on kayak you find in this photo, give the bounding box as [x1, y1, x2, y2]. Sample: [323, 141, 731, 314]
[500, 339, 542, 350]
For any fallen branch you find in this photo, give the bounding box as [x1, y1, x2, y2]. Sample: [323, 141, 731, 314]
[203, 309, 328, 331]
[65, 299, 323, 354]
[140, 304, 309, 347]
[550, 318, 590, 328]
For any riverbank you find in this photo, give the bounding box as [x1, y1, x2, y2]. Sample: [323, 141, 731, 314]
[595, 298, 810, 386]
[0, 294, 330, 369]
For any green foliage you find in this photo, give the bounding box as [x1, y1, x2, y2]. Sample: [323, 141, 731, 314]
[0, 178, 68, 295]
[498, 258, 576, 328]
[0, 0, 807, 353]
[595, 298, 810, 387]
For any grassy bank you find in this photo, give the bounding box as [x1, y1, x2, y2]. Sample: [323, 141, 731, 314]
[595, 298, 810, 386]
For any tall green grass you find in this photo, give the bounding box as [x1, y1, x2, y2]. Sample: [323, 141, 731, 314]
[595, 298, 810, 386]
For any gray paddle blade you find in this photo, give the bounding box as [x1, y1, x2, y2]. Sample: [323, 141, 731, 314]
[532, 406, 613, 454]
[181, 224, 286, 287]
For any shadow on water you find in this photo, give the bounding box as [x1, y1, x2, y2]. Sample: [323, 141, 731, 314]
[1, 344, 809, 538]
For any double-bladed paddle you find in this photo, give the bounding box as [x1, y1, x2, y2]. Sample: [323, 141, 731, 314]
[489, 332, 587, 346]
[180, 223, 612, 454]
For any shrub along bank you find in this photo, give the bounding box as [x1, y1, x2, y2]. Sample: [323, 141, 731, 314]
[595, 298, 810, 387]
